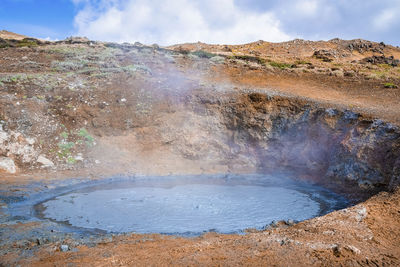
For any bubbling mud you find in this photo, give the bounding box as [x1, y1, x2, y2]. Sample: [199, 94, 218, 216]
[39, 174, 348, 235]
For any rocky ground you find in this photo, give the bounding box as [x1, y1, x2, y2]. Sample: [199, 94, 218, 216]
[0, 32, 400, 266]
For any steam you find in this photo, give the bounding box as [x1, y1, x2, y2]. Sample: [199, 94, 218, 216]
[72, 0, 290, 45]
[81, 43, 400, 198]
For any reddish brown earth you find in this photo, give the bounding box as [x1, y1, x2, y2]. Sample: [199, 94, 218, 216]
[0, 33, 400, 266]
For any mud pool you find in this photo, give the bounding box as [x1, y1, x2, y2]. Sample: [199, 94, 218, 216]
[36, 174, 348, 235]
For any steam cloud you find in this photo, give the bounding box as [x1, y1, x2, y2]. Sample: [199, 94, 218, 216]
[71, 0, 291, 45]
[71, 0, 400, 46]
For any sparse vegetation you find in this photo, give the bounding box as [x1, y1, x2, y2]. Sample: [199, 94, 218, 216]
[78, 128, 95, 146]
[51, 60, 88, 72]
[57, 140, 75, 163]
[379, 63, 392, 70]
[191, 50, 216, 59]
[16, 38, 40, 47]
[0, 42, 10, 48]
[233, 55, 266, 65]
[55, 128, 95, 164]
[268, 61, 295, 69]
[295, 60, 312, 65]
[373, 70, 388, 79]
[60, 131, 69, 139]
[0, 73, 29, 83]
[383, 82, 398, 88]
[121, 64, 152, 74]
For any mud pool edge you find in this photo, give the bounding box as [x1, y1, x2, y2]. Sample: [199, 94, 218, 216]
[2, 172, 350, 238]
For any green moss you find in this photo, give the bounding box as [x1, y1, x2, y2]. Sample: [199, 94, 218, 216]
[190, 50, 216, 59]
[383, 82, 398, 88]
[233, 55, 266, 65]
[16, 39, 39, 47]
[295, 60, 312, 65]
[269, 61, 295, 69]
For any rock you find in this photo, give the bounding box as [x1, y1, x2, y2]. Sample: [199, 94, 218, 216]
[331, 69, 344, 77]
[25, 137, 35, 145]
[0, 38, 10, 48]
[389, 158, 400, 189]
[37, 155, 54, 167]
[210, 56, 225, 64]
[60, 244, 69, 252]
[344, 70, 355, 77]
[75, 154, 84, 162]
[325, 108, 338, 117]
[0, 157, 17, 173]
[345, 245, 361, 255]
[355, 206, 367, 222]
[332, 244, 342, 256]
[134, 42, 144, 47]
[346, 40, 374, 53]
[313, 50, 334, 62]
[223, 45, 232, 52]
[343, 110, 359, 120]
[36, 237, 48, 245]
[64, 36, 90, 44]
[360, 55, 399, 66]
[286, 219, 295, 226]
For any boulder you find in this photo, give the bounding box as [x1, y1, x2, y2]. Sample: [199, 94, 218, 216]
[313, 50, 334, 62]
[37, 155, 54, 168]
[0, 157, 17, 173]
[360, 55, 399, 67]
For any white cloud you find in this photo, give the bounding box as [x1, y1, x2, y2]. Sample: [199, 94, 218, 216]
[294, 0, 319, 17]
[373, 8, 397, 31]
[72, 0, 291, 45]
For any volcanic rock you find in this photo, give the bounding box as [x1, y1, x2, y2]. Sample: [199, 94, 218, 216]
[360, 55, 399, 66]
[0, 157, 16, 173]
[313, 50, 334, 62]
[37, 155, 54, 168]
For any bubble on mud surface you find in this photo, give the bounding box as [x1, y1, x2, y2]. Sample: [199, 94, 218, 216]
[39, 174, 348, 235]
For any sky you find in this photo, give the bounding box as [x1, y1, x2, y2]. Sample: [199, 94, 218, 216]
[0, 0, 399, 45]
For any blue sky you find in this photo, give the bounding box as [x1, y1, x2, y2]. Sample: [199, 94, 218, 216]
[0, 0, 76, 39]
[1, 0, 399, 45]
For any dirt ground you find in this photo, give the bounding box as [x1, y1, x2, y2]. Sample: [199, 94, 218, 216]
[1, 34, 400, 266]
